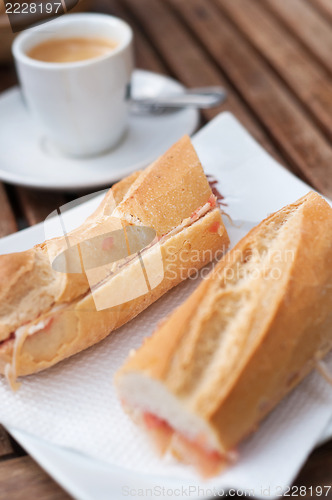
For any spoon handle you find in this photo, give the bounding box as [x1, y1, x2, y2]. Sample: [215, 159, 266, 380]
[131, 86, 227, 111]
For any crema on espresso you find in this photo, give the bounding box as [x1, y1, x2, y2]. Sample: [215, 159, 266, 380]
[27, 37, 118, 63]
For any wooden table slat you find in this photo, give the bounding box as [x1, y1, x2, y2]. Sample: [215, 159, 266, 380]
[293, 440, 332, 497]
[263, 0, 332, 75]
[0, 184, 17, 237]
[121, 0, 289, 167]
[307, 0, 332, 23]
[0, 425, 15, 458]
[15, 188, 66, 227]
[166, 0, 332, 197]
[0, 456, 72, 500]
[216, 0, 332, 142]
[94, 0, 167, 75]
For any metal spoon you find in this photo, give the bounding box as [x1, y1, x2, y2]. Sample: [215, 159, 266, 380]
[130, 86, 227, 115]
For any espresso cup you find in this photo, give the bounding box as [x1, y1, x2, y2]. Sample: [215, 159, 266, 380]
[13, 14, 134, 157]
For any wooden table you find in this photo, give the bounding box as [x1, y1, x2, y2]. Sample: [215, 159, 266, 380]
[1, 0, 332, 498]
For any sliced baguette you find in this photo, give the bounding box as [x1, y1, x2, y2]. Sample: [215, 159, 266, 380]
[116, 191, 332, 477]
[0, 171, 141, 343]
[0, 136, 230, 382]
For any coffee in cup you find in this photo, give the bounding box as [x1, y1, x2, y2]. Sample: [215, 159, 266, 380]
[13, 13, 134, 157]
[27, 37, 118, 63]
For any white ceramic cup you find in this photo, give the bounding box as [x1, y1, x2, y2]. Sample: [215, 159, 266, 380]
[12, 13, 134, 157]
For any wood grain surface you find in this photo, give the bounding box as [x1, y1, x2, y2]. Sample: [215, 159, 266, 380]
[217, 0, 332, 139]
[122, 0, 287, 163]
[0, 457, 72, 499]
[0, 426, 14, 458]
[166, 0, 332, 195]
[308, 0, 332, 23]
[264, 0, 332, 74]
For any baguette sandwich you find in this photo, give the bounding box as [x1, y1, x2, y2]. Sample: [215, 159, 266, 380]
[116, 191, 332, 477]
[0, 136, 230, 387]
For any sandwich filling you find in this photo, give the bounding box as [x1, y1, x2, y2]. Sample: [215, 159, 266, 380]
[118, 371, 237, 478]
[141, 411, 236, 478]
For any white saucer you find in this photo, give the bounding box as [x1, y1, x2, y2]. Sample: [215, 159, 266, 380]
[0, 70, 199, 191]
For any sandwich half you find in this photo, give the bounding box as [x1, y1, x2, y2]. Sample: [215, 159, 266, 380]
[116, 191, 332, 477]
[0, 136, 229, 387]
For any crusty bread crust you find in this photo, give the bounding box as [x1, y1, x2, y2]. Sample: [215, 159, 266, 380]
[0, 136, 231, 379]
[113, 136, 213, 237]
[0, 136, 220, 347]
[0, 208, 229, 376]
[85, 171, 141, 223]
[0, 173, 140, 343]
[117, 191, 332, 456]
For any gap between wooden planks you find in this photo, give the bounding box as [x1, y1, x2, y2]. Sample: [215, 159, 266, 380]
[0, 186, 17, 237]
[119, 0, 291, 169]
[216, 0, 332, 142]
[0, 425, 14, 459]
[263, 0, 332, 76]
[0, 456, 72, 500]
[93, 0, 167, 75]
[16, 189, 66, 227]
[308, 0, 332, 24]
[161, 0, 332, 197]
